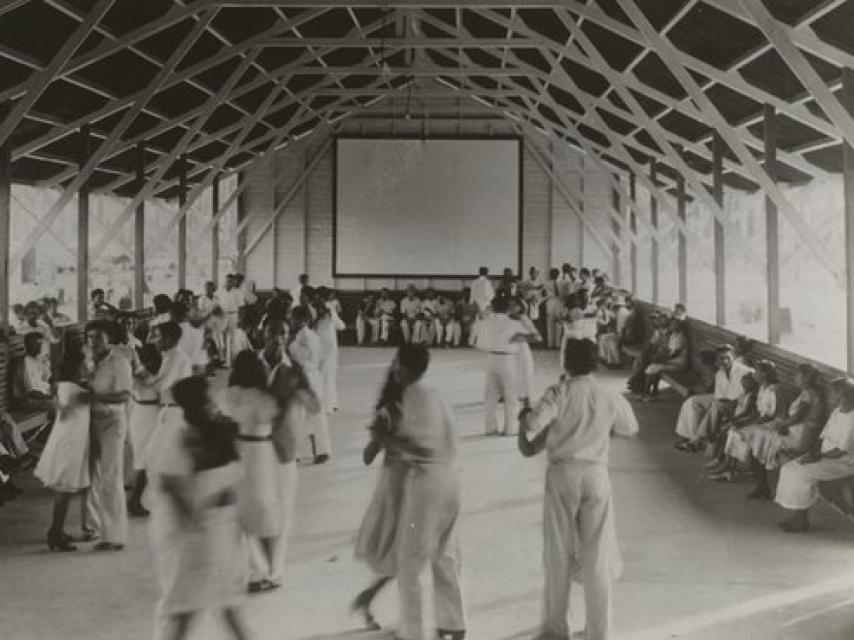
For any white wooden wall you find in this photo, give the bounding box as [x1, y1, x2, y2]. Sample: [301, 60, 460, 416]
[240, 121, 616, 292]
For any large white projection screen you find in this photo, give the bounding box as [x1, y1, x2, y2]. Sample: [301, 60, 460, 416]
[334, 138, 521, 277]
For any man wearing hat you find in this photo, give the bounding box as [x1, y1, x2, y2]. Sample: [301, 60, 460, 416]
[674, 344, 752, 452]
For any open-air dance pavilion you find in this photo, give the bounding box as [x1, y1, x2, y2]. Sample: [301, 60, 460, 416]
[2, 2, 854, 639]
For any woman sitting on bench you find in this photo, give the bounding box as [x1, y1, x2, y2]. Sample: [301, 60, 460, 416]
[638, 318, 689, 401]
[775, 377, 854, 532]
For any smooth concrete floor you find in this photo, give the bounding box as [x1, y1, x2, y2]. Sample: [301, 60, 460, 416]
[2, 347, 854, 640]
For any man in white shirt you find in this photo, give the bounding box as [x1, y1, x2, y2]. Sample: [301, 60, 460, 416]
[519, 266, 545, 322]
[470, 267, 494, 316]
[372, 289, 397, 345]
[519, 338, 638, 640]
[400, 286, 422, 344]
[288, 306, 331, 463]
[170, 302, 208, 376]
[17, 301, 59, 360]
[475, 296, 528, 436]
[675, 345, 753, 450]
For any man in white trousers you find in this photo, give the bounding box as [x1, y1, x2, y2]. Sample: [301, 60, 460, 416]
[390, 344, 466, 640]
[288, 306, 332, 464]
[84, 320, 133, 551]
[519, 338, 638, 640]
[470, 266, 494, 316]
[475, 296, 527, 436]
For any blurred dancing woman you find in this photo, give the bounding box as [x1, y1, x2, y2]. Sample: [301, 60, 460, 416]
[219, 351, 284, 593]
[148, 376, 248, 640]
[354, 344, 466, 640]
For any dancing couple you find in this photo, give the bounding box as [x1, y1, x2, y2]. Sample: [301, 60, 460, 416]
[353, 343, 467, 640]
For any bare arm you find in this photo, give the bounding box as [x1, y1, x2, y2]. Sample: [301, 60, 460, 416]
[518, 408, 549, 457]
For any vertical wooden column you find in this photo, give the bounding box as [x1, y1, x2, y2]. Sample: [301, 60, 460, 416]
[211, 172, 219, 287]
[764, 104, 781, 345]
[579, 157, 585, 265]
[236, 171, 246, 274]
[134, 142, 145, 310]
[0, 142, 10, 332]
[676, 156, 687, 304]
[712, 132, 726, 326]
[650, 159, 659, 304]
[611, 183, 621, 285]
[178, 156, 187, 290]
[842, 68, 854, 373]
[77, 126, 91, 322]
[629, 171, 637, 294]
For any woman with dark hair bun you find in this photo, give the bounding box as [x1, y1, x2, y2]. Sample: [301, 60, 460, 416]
[218, 350, 283, 594]
[353, 344, 466, 639]
[147, 375, 248, 640]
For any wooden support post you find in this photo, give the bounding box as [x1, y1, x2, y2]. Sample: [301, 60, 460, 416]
[0, 142, 9, 332]
[629, 171, 637, 294]
[676, 145, 687, 304]
[611, 183, 621, 286]
[650, 158, 659, 304]
[712, 132, 726, 326]
[764, 104, 781, 345]
[178, 157, 187, 290]
[237, 171, 246, 274]
[211, 172, 220, 287]
[77, 126, 90, 322]
[579, 156, 585, 265]
[842, 68, 854, 373]
[134, 142, 145, 310]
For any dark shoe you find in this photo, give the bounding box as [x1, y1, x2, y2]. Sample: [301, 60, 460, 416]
[93, 542, 124, 552]
[128, 502, 150, 518]
[314, 454, 330, 465]
[247, 581, 265, 594]
[747, 485, 772, 500]
[74, 531, 99, 543]
[351, 594, 382, 631]
[47, 529, 77, 552]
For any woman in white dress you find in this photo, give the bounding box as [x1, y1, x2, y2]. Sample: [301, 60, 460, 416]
[35, 349, 91, 551]
[775, 377, 854, 533]
[148, 375, 248, 640]
[218, 350, 283, 593]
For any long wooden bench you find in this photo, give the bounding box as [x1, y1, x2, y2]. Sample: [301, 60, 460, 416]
[637, 302, 854, 522]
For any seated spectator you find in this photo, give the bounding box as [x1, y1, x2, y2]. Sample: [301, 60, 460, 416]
[626, 313, 668, 394]
[706, 373, 760, 479]
[17, 301, 59, 356]
[0, 410, 36, 502]
[674, 345, 753, 453]
[415, 289, 439, 345]
[672, 303, 687, 321]
[355, 294, 375, 346]
[639, 318, 690, 400]
[88, 288, 119, 320]
[372, 289, 396, 345]
[596, 298, 620, 367]
[620, 298, 648, 362]
[726, 364, 827, 499]
[434, 294, 459, 348]
[400, 286, 422, 344]
[590, 275, 610, 304]
[496, 267, 517, 297]
[19, 333, 54, 412]
[456, 287, 479, 347]
[775, 377, 854, 532]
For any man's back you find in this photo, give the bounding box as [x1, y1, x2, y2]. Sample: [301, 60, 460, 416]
[527, 375, 638, 465]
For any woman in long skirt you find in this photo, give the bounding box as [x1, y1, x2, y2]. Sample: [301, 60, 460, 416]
[35, 349, 91, 551]
[148, 376, 248, 640]
[354, 345, 466, 640]
[218, 350, 283, 593]
[508, 296, 542, 409]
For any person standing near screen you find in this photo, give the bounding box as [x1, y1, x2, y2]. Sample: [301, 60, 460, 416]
[470, 267, 494, 317]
